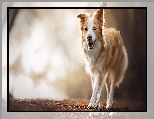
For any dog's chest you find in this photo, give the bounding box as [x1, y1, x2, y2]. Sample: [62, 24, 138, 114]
[87, 49, 99, 64]
[83, 41, 102, 74]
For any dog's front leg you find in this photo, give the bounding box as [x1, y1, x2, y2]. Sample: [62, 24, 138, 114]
[106, 72, 115, 108]
[90, 76, 94, 90]
[88, 70, 104, 108]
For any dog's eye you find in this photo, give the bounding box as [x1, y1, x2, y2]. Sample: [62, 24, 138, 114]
[93, 27, 97, 30]
[85, 28, 88, 31]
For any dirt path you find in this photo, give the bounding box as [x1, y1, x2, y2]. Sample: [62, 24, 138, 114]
[9, 97, 143, 112]
[1, 97, 147, 119]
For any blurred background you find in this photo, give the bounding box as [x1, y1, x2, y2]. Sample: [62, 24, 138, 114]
[2, 2, 146, 110]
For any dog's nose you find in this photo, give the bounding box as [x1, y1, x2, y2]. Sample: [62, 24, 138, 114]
[87, 35, 92, 42]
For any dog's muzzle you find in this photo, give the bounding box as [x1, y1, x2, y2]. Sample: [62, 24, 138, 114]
[87, 35, 96, 50]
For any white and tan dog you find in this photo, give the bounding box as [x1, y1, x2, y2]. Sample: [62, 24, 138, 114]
[77, 9, 128, 109]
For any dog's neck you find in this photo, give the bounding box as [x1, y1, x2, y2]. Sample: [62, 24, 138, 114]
[83, 40, 102, 64]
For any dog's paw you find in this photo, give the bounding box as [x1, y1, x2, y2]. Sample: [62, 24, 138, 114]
[87, 102, 99, 109]
[87, 102, 95, 109]
[106, 104, 112, 109]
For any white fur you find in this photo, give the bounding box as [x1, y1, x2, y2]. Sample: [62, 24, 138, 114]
[82, 18, 105, 108]
[82, 17, 105, 108]
[86, 18, 96, 43]
[84, 29, 115, 108]
[83, 40, 102, 76]
[106, 72, 115, 108]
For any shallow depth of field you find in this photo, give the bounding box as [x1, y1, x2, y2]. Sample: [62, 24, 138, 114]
[2, 2, 146, 112]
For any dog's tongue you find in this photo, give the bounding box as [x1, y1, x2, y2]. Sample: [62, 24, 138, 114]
[88, 42, 94, 50]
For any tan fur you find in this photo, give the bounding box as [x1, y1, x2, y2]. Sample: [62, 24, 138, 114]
[77, 9, 128, 108]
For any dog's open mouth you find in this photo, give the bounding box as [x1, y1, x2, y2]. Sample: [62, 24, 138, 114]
[87, 41, 96, 50]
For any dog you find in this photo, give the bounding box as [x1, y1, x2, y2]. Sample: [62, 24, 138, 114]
[77, 9, 128, 109]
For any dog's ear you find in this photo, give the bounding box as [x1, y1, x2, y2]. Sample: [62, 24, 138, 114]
[77, 13, 89, 22]
[93, 9, 103, 23]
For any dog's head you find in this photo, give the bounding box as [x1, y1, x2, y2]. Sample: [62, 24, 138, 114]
[77, 9, 103, 50]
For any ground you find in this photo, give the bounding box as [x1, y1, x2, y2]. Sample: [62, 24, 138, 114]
[1, 96, 146, 119]
[9, 96, 144, 112]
